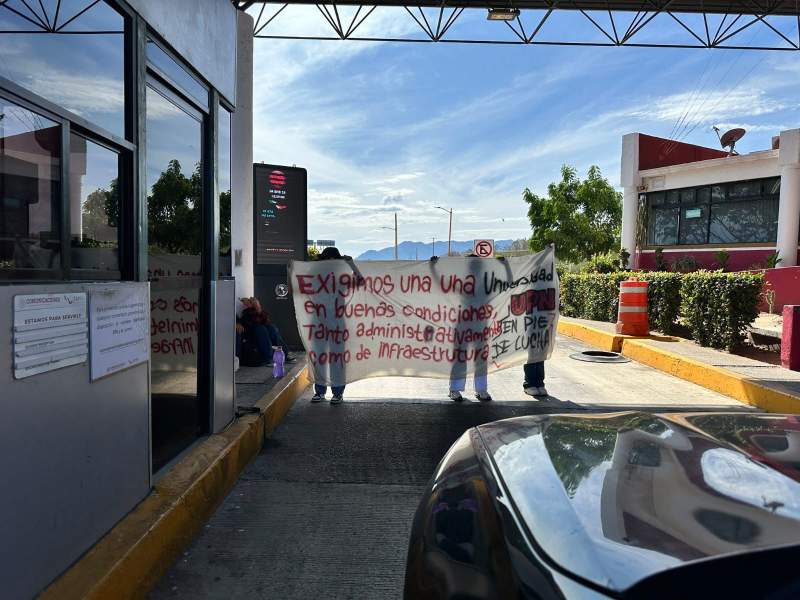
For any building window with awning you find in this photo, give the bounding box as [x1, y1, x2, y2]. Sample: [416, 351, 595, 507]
[646, 177, 780, 247]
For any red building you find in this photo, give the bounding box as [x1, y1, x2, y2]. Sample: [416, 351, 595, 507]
[620, 131, 800, 272]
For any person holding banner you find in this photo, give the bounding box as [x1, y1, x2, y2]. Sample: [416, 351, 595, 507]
[443, 253, 495, 403]
[310, 246, 351, 405]
[291, 245, 559, 403]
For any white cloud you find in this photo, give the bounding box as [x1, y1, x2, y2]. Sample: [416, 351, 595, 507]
[628, 88, 790, 126]
[714, 122, 789, 134]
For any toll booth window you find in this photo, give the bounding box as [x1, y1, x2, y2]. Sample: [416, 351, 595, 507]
[0, 98, 62, 276]
[69, 133, 120, 273]
[218, 106, 232, 277]
[146, 40, 209, 111]
[145, 83, 205, 472]
[0, 1, 126, 138]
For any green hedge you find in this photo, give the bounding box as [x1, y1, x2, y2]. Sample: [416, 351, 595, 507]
[560, 272, 627, 323]
[680, 271, 764, 350]
[639, 272, 683, 335]
[559, 270, 763, 348]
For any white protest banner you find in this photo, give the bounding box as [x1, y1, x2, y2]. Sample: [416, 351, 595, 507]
[289, 247, 559, 386]
[148, 255, 201, 372]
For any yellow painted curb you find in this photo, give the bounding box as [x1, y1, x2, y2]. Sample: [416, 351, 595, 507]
[40, 363, 311, 600]
[622, 340, 800, 414]
[557, 319, 626, 353]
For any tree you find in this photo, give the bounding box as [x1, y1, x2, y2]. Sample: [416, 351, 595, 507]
[82, 189, 111, 241]
[219, 188, 231, 256]
[80, 178, 118, 245]
[524, 165, 622, 263]
[147, 159, 202, 255]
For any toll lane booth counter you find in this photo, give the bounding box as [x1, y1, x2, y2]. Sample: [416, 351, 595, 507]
[0, 1, 246, 598]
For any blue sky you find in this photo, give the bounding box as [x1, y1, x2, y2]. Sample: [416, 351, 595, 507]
[250, 6, 800, 257]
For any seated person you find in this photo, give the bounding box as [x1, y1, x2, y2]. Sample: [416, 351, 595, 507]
[237, 297, 295, 367]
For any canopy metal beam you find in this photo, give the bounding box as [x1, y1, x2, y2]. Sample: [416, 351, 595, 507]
[235, 1, 800, 17]
[234, 1, 800, 49]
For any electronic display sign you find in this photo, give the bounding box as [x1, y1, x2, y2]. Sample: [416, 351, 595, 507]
[253, 164, 307, 266]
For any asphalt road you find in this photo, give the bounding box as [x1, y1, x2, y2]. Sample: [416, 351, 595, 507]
[150, 335, 748, 600]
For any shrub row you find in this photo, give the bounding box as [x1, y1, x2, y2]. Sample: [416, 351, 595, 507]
[680, 272, 764, 350]
[559, 270, 763, 350]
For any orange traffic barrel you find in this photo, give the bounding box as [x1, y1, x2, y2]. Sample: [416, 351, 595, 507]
[616, 279, 649, 336]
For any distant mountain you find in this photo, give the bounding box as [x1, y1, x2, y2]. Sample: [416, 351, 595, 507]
[357, 239, 514, 261]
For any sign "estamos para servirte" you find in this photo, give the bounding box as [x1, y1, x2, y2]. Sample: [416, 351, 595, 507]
[12, 293, 89, 379]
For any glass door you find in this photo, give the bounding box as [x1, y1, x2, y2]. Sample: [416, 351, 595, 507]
[145, 82, 206, 471]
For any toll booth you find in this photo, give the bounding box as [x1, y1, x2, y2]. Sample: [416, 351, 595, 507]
[0, 1, 246, 597]
[253, 164, 308, 350]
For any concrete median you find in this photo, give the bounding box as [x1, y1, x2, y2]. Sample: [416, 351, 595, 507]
[557, 317, 800, 414]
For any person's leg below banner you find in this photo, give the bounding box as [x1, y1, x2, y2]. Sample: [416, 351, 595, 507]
[474, 373, 492, 402]
[449, 377, 466, 402]
[523, 362, 547, 397]
[312, 384, 327, 403]
[331, 385, 345, 405]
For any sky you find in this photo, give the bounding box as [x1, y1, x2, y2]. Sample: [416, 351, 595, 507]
[248, 6, 800, 258]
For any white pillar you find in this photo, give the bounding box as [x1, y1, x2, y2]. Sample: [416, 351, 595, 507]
[231, 11, 254, 300]
[620, 133, 640, 266]
[777, 129, 800, 268]
[621, 186, 638, 258]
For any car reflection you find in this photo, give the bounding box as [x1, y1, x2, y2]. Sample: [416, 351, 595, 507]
[594, 415, 800, 560]
[490, 413, 800, 590]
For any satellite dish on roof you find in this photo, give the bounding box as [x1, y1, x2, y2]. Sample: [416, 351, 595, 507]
[713, 126, 746, 156]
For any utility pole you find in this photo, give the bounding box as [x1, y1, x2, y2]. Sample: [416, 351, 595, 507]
[380, 212, 399, 260]
[435, 206, 453, 256]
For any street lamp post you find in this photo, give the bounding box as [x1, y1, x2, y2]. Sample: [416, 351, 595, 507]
[435, 206, 453, 256]
[379, 212, 398, 259]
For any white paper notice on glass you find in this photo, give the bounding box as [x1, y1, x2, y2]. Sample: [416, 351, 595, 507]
[13, 292, 89, 379]
[89, 285, 150, 381]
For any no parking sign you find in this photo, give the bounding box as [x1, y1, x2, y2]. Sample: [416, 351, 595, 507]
[473, 239, 494, 258]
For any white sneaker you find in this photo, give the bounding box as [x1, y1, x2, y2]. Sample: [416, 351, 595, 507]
[330, 394, 344, 405]
[534, 386, 549, 397]
[311, 393, 324, 403]
[476, 392, 493, 402]
[448, 390, 464, 402]
[523, 386, 538, 397]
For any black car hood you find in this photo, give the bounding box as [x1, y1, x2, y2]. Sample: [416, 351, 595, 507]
[476, 412, 800, 593]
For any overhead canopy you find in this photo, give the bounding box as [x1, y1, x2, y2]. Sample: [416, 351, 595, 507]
[236, 1, 800, 49]
[236, 1, 800, 17]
